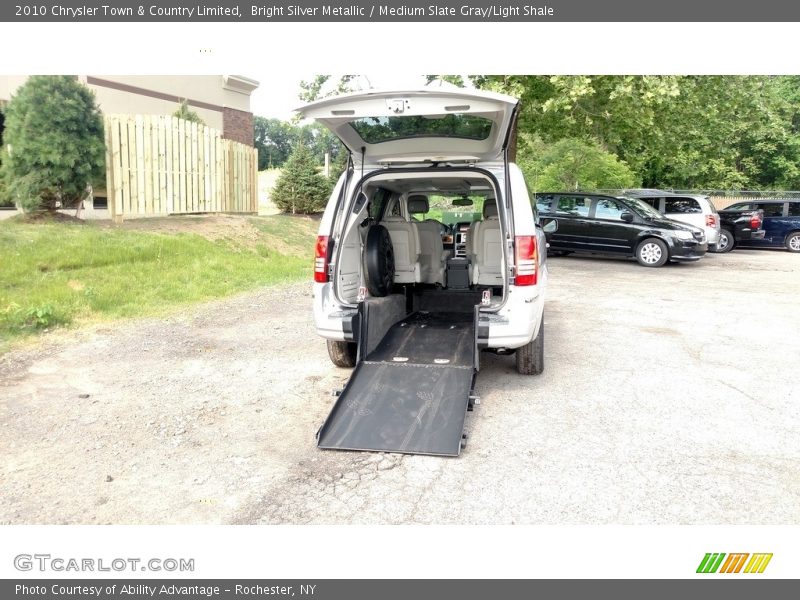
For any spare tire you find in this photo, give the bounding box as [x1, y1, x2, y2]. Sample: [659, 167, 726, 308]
[363, 225, 395, 297]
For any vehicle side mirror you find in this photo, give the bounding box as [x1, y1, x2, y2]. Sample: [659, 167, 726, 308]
[542, 219, 558, 233]
[620, 212, 634, 223]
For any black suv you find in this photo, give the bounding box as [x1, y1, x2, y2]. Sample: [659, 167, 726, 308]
[535, 192, 708, 267]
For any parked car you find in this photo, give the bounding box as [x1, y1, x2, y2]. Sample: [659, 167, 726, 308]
[302, 86, 548, 375]
[534, 192, 708, 267]
[624, 189, 721, 251]
[300, 86, 550, 455]
[717, 199, 800, 252]
[710, 204, 765, 253]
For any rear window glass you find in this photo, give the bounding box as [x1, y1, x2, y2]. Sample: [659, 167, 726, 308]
[756, 203, 785, 217]
[348, 114, 493, 144]
[788, 202, 800, 217]
[726, 202, 753, 211]
[664, 198, 702, 213]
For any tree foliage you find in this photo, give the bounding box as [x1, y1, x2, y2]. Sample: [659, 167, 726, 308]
[172, 99, 205, 125]
[270, 144, 332, 214]
[520, 138, 638, 191]
[254, 116, 347, 172]
[2, 76, 105, 212]
[472, 75, 800, 190]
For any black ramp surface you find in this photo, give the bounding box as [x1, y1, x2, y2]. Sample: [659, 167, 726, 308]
[318, 312, 475, 456]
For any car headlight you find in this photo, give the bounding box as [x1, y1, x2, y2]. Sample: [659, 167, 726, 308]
[675, 230, 694, 240]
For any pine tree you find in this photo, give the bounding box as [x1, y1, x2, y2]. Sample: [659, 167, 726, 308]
[172, 99, 205, 125]
[2, 76, 105, 212]
[270, 144, 332, 214]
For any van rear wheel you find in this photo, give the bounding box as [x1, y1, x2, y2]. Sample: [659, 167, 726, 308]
[714, 229, 735, 253]
[327, 340, 357, 368]
[516, 314, 544, 375]
[785, 231, 800, 253]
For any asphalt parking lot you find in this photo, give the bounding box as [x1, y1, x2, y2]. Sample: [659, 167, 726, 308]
[1, 249, 798, 524]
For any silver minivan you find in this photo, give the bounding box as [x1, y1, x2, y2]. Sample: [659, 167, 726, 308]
[625, 189, 721, 251]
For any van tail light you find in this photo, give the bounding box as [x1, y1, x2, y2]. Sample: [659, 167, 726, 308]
[750, 213, 762, 230]
[314, 235, 331, 283]
[515, 235, 537, 286]
[706, 214, 717, 227]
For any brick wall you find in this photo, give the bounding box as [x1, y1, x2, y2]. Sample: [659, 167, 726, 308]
[222, 107, 254, 147]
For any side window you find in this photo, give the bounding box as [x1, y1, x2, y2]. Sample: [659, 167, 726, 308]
[726, 202, 753, 211]
[664, 198, 702, 213]
[535, 195, 554, 214]
[368, 189, 389, 221]
[639, 197, 661, 210]
[555, 195, 592, 217]
[594, 197, 626, 221]
[788, 202, 800, 217]
[756, 203, 785, 218]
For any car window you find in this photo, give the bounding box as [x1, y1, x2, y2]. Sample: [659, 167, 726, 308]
[664, 198, 702, 213]
[555, 195, 592, 217]
[725, 202, 753, 211]
[756, 203, 785, 217]
[625, 197, 663, 219]
[638, 197, 661, 210]
[368, 189, 390, 220]
[788, 202, 800, 217]
[535, 195, 554, 213]
[594, 197, 627, 221]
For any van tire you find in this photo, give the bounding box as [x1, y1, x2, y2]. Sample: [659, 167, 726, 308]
[327, 340, 357, 368]
[714, 229, 735, 253]
[516, 314, 544, 375]
[636, 238, 669, 267]
[363, 225, 395, 297]
[785, 231, 800, 253]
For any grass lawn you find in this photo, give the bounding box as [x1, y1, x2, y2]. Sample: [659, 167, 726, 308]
[0, 214, 317, 350]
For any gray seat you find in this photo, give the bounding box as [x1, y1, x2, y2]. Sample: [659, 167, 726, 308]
[472, 199, 504, 286]
[407, 194, 446, 285]
[382, 215, 421, 284]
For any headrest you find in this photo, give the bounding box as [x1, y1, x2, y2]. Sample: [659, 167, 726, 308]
[407, 195, 429, 214]
[483, 199, 498, 218]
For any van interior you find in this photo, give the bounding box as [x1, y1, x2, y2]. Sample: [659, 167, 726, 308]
[334, 171, 508, 315]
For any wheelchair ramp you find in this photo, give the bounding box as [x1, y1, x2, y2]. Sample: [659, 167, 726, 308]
[317, 312, 476, 457]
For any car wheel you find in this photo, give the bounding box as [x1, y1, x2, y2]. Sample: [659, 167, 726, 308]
[636, 238, 669, 267]
[516, 313, 544, 375]
[714, 229, 735, 253]
[327, 340, 357, 368]
[362, 225, 395, 297]
[785, 231, 800, 253]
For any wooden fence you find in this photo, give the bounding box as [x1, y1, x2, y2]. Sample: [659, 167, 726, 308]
[104, 114, 257, 220]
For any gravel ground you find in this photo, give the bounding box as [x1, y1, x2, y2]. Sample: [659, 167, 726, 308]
[1, 249, 799, 524]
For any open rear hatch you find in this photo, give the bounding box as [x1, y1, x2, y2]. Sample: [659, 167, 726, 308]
[295, 84, 519, 165]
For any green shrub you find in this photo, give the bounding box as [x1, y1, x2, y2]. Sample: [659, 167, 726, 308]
[520, 138, 638, 192]
[2, 76, 105, 213]
[270, 144, 332, 214]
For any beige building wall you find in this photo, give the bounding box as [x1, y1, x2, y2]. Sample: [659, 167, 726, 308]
[1, 75, 258, 138]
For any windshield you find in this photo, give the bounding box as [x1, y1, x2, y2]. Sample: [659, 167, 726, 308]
[348, 114, 493, 144]
[409, 195, 488, 227]
[625, 197, 664, 219]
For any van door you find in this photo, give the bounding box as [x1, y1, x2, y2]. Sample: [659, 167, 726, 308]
[754, 202, 788, 245]
[589, 196, 637, 253]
